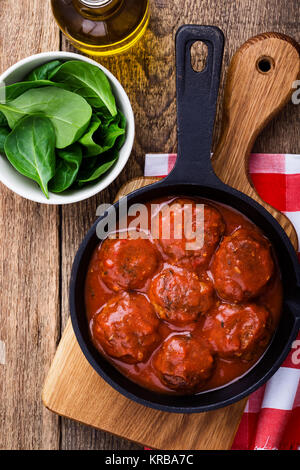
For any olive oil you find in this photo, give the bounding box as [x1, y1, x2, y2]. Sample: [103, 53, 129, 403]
[51, 0, 150, 56]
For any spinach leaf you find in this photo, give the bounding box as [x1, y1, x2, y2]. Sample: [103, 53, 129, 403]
[96, 121, 125, 153]
[97, 108, 126, 131]
[77, 149, 118, 186]
[78, 114, 102, 157]
[76, 155, 98, 179]
[95, 108, 116, 125]
[117, 110, 126, 130]
[95, 109, 126, 151]
[4, 116, 56, 198]
[0, 111, 10, 152]
[50, 61, 117, 116]
[2, 80, 64, 102]
[114, 111, 127, 150]
[0, 86, 92, 149]
[0, 111, 8, 127]
[80, 110, 125, 157]
[0, 127, 10, 153]
[25, 60, 63, 81]
[49, 143, 82, 193]
[115, 130, 126, 151]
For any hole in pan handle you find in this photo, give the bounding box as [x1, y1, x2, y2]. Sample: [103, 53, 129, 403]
[165, 25, 225, 186]
[190, 41, 208, 73]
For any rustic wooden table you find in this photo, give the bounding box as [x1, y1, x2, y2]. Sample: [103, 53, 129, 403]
[0, 0, 299, 450]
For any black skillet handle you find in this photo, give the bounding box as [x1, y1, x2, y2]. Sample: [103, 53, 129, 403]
[165, 25, 224, 185]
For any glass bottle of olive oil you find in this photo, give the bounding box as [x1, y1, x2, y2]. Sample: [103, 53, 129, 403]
[51, 0, 150, 56]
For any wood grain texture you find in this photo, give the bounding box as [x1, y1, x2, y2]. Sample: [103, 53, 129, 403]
[0, 0, 299, 451]
[0, 1, 60, 450]
[212, 33, 300, 249]
[43, 320, 246, 450]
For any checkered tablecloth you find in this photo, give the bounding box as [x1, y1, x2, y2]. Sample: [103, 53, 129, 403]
[145, 153, 300, 450]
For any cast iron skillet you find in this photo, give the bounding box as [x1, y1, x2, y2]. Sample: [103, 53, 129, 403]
[70, 26, 300, 413]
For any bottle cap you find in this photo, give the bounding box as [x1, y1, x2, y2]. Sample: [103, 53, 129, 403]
[79, 0, 112, 7]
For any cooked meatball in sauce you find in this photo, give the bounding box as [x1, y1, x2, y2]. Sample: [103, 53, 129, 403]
[153, 198, 225, 271]
[85, 196, 282, 395]
[149, 266, 214, 324]
[92, 292, 160, 364]
[211, 228, 274, 302]
[99, 238, 159, 291]
[200, 302, 271, 359]
[154, 335, 214, 391]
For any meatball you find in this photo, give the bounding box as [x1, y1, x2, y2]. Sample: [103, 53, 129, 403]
[201, 302, 270, 359]
[92, 292, 160, 364]
[152, 198, 225, 270]
[99, 238, 159, 291]
[154, 335, 214, 391]
[211, 228, 274, 302]
[149, 267, 214, 324]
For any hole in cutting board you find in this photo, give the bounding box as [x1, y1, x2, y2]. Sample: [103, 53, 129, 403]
[256, 56, 274, 74]
[191, 41, 208, 72]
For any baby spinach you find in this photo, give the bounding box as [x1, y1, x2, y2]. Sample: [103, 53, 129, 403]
[0, 111, 10, 152]
[4, 116, 56, 198]
[1, 59, 127, 197]
[98, 108, 126, 132]
[26, 60, 63, 81]
[77, 149, 119, 186]
[0, 127, 10, 153]
[76, 155, 98, 180]
[2, 80, 63, 102]
[98, 109, 126, 150]
[79, 110, 125, 157]
[96, 120, 125, 153]
[0, 111, 8, 127]
[50, 61, 117, 116]
[118, 110, 127, 131]
[95, 108, 116, 126]
[49, 143, 82, 193]
[78, 115, 102, 157]
[0, 86, 92, 148]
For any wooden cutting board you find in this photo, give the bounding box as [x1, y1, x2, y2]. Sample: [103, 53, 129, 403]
[42, 33, 299, 450]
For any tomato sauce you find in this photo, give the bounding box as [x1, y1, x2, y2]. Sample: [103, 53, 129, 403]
[85, 197, 283, 395]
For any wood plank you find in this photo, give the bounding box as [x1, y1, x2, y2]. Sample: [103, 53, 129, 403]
[59, 0, 300, 450]
[0, 0, 60, 450]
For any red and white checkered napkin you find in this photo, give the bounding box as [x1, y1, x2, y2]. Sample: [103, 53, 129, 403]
[144, 153, 300, 451]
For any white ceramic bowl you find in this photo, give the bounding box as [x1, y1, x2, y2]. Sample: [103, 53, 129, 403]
[0, 52, 135, 204]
